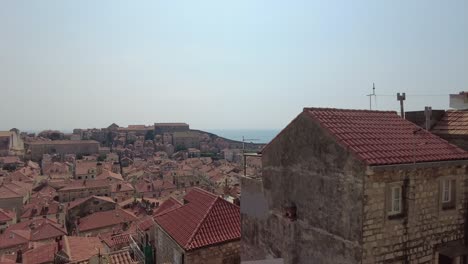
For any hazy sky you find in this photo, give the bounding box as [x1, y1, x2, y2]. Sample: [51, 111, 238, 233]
[1, 0, 467, 131]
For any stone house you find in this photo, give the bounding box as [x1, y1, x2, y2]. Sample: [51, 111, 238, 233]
[110, 181, 135, 203]
[74, 161, 98, 180]
[43, 162, 72, 180]
[57, 179, 111, 202]
[76, 208, 137, 236]
[65, 195, 116, 232]
[154, 187, 241, 264]
[241, 107, 468, 264]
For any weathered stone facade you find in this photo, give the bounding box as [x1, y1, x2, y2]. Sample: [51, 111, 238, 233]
[362, 164, 468, 263]
[241, 112, 468, 264]
[28, 140, 100, 161]
[242, 113, 365, 264]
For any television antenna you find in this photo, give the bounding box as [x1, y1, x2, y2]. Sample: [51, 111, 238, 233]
[367, 83, 377, 110]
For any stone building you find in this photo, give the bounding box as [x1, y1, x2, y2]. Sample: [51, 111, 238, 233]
[154, 123, 190, 135]
[154, 187, 241, 264]
[0, 129, 24, 157]
[173, 131, 201, 150]
[241, 107, 468, 264]
[58, 179, 111, 202]
[28, 140, 100, 161]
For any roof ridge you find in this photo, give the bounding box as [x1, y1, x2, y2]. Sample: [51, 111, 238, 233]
[184, 196, 219, 249]
[303, 107, 397, 114]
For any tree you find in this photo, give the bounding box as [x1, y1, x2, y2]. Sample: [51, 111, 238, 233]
[145, 130, 155, 141]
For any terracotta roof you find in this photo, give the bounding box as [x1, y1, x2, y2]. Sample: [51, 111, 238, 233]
[96, 170, 124, 181]
[63, 236, 105, 262]
[153, 197, 182, 216]
[111, 182, 134, 193]
[0, 186, 22, 199]
[297, 108, 468, 166]
[432, 110, 468, 135]
[0, 208, 15, 222]
[154, 188, 240, 251]
[137, 217, 155, 231]
[78, 209, 137, 232]
[0, 219, 66, 249]
[6, 218, 67, 242]
[75, 161, 97, 176]
[60, 179, 109, 191]
[107, 250, 138, 264]
[23, 242, 57, 264]
[101, 233, 133, 248]
[21, 199, 62, 219]
[67, 195, 115, 210]
[0, 229, 29, 250]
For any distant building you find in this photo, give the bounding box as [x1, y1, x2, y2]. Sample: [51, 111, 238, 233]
[154, 123, 190, 135]
[154, 187, 241, 264]
[242, 107, 468, 264]
[28, 140, 100, 161]
[0, 129, 24, 157]
[173, 131, 200, 149]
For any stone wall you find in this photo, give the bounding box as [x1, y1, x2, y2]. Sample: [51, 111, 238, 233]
[28, 140, 99, 161]
[185, 240, 240, 264]
[58, 186, 111, 202]
[156, 226, 185, 264]
[242, 113, 366, 264]
[362, 164, 468, 263]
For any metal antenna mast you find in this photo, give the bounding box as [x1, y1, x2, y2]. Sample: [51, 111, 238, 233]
[367, 83, 377, 110]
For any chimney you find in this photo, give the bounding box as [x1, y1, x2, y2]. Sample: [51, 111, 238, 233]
[96, 163, 103, 175]
[424, 106, 432, 130]
[16, 249, 22, 263]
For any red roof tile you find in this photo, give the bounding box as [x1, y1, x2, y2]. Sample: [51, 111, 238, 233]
[63, 236, 105, 262]
[432, 110, 468, 135]
[78, 209, 137, 232]
[153, 197, 182, 216]
[154, 188, 240, 251]
[107, 250, 138, 264]
[23, 242, 57, 264]
[299, 108, 468, 166]
[0, 208, 15, 222]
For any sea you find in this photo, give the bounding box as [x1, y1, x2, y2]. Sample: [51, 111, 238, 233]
[204, 129, 280, 144]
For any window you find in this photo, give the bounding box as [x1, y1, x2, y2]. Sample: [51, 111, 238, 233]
[387, 183, 404, 219]
[391, 186, 402, 214]
[441, 179, 456, 210]
[442, 180, 451, 203]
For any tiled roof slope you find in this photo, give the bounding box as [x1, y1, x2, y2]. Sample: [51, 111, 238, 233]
[432, 110, 468, 135]
[304, 108, 468, 166]
[154, 188, 240, 251]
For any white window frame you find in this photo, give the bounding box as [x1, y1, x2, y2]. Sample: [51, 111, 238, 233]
[389, 186, 402, 215]
[442, 179, 452, 203]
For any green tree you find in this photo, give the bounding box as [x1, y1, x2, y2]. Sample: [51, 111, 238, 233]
[145, 130, 155, 141]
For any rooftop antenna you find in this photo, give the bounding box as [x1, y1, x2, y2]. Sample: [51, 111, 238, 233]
[367, 83, 377, 110]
